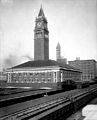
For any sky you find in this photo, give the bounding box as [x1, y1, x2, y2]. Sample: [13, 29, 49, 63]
[0, 0, 97, 70]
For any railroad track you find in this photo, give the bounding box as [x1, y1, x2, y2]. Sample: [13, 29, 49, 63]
[1, 84, 97, 120]
[0, 97, 69, 120]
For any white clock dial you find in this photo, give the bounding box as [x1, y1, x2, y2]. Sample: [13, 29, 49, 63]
[37, 22, 42, 27]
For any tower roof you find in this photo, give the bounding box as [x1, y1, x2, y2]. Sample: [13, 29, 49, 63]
[38, 5, 45, 17]
[56, 42, 61, 49]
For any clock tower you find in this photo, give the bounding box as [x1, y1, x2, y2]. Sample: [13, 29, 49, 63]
[34, 6, 49, 60]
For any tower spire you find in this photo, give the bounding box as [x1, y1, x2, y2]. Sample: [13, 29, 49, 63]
[38, 5, 45, 17]
[56, 42, 61, 60]
[41, 4, 42, 9]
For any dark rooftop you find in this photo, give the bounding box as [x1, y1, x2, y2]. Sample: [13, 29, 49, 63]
[11, 60, 81, 72]
[69, 59, 96, 62]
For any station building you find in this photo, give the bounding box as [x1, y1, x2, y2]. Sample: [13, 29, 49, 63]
[6, 7, 82, 89]
[7, 60, 81, 88]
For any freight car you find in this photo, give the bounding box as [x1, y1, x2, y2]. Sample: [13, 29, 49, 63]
[57, 80, 97, 90]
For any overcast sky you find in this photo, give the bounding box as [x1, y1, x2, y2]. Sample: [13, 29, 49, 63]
[0, 0, 97, 70]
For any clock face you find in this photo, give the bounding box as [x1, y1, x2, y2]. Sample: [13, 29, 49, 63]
[37, 22, 42, 27]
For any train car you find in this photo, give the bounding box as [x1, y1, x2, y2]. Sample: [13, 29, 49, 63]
[57, 80, 76, 90]
[74, 81, 90, 89]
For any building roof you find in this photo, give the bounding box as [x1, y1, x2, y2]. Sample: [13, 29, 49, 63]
[11, 60, 81, 72]
[69, 59, 96, 63]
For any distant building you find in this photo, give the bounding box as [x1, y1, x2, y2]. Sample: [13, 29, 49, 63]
[57, 58, 67, 65]
[0, 71, 7, 81]
[56, 42, 67, 64]
[0, 71, 7, 86]
[68, 59, 97, 81]
[56, 42, 61, 60]
[76, 57, 80, 61]
[96, 61, 97, 77]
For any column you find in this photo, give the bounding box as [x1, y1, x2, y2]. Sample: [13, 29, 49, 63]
[61, 71, 63, 82]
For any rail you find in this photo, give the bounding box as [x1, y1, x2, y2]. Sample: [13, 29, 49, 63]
[0, 97, 69, 120]
[1, 84, 97, 120]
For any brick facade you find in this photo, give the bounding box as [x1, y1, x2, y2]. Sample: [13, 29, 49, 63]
[68, 59, 97, 81]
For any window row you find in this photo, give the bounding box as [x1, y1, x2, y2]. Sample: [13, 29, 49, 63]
[12, 78, 52, 83]
[12, 72, 53, 77]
